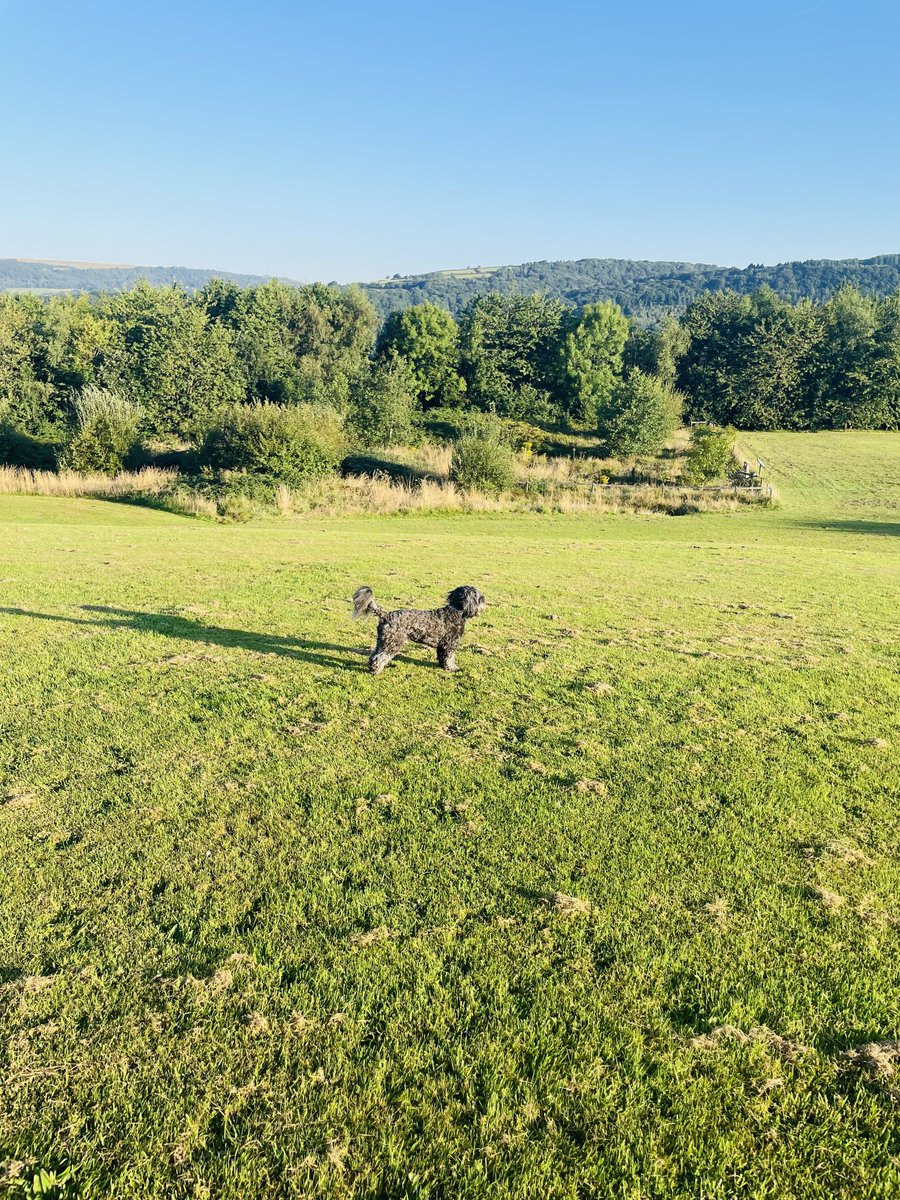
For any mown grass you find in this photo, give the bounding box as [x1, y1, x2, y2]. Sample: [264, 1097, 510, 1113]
[1, 434, 899, 1198]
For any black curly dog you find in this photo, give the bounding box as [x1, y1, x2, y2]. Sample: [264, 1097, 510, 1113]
[352, 585, 486, 675]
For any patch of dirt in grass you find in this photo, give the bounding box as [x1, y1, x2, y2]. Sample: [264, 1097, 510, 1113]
[2, 789, 38, 810]
[351, 926, 392, 948]
[585, 681, 614, 695]
[842, 1040, 900, 1080]
[798, 841, 873, 868]
[751, 1077, 784, 1096]
[690, 1024, 810, 1060]
[808, 885, 845, 912]
[544, 892, 592, 916]
[19, 974, 56, 994]
[525, 759, 550, 775]
[855, 894, 896, 928]
[826, 843, 874, 867]
[205, 968, 233, 995]
[574, 779, 607, 796]
[703, 897, 730, 926]
[246, 1011, 270, 1035]
[0, 1162, 33, 1187]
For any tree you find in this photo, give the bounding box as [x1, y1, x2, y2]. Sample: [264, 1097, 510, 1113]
[682, 425, 735, 484]
[599, 368, 681, 456]
[0, 293, 60, 434]
[676, 288, 820, 429]
[40, 293, 125, 393]
[375, 302, 466, 408]
[812, 285, 889, 429]
[103, 284, 245, 437]
[229, 280, 377, 412]
[458, 293, 567, 421]
[561, 300, 629, 424]
[350, 354, 422, 447]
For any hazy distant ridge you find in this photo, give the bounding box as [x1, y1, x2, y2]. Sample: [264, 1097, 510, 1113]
[3, 253, 900, 322]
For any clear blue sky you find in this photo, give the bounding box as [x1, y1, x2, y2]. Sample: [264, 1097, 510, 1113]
[2, 0, 897, 281]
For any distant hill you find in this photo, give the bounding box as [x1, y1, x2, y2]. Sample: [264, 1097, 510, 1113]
[357, 255, 900, 322]
[3, 253, 900, 324]
[0, 257, 298, 295]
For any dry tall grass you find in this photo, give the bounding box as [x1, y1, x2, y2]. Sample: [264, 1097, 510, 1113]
[282, 475, 768, 518]
[0, 466, 176, 497]
[0, 448, 772, 521]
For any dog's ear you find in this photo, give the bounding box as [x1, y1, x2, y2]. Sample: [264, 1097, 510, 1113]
[447, 585, 485, 618]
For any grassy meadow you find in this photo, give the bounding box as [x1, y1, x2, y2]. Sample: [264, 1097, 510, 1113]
[1, 432, 899, 1198]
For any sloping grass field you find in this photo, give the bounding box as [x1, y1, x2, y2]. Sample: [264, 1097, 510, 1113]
[1, 433, 898, 1198]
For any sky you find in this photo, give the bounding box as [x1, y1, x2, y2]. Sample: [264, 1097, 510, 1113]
[1, 0, 898, 281]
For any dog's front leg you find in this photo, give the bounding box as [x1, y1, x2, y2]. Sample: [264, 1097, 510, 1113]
[437, 645, 456, 671]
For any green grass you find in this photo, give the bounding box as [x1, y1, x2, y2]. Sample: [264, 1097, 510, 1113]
[1, 434, 899, 1198]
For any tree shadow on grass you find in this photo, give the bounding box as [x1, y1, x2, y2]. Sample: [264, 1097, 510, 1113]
[0, 605, 438, 672]
[796, 518, 900, 537]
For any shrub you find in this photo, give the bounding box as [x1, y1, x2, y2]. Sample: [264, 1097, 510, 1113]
[58, 387, 142, 476]
[683, 425, 735, 484]
[199, 403, 347, 484]
[599, 369, 681, 457]
[450, 423, 517, 493]
[349, 356, 422, 448]
[0, 423, 58, 470]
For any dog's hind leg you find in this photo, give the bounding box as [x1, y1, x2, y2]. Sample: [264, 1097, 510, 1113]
[370, 624, 402, 675]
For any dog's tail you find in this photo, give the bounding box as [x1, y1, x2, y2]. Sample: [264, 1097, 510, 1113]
[352, 586, 386, 621]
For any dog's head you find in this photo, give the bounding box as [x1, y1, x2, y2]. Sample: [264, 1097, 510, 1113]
[447, 585, 486, 619]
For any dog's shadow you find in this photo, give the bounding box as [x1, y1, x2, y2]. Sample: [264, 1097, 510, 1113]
[0, 605, 437, 673]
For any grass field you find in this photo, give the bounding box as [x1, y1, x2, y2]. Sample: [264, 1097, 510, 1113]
[1, 433, 899, 1198]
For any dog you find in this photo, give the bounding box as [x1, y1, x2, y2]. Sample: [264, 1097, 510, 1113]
[352, 585, 486, 675]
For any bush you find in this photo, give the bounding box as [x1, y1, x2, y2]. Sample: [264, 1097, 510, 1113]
[58, 387, 142, 476]
[683, 425, 735, 484]
[450, 422, 517, 493]
[0, 423, 58, 470]
[350, 356, 422, 448]
[599, 369, 681, 457]
[199, 403, 347, 484]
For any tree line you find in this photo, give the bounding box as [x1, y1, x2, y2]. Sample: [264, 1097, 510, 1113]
[1, 280, 898, 464]
[5, 253, 900, 326]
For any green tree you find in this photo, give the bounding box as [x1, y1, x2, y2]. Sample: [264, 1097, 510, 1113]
[376, 302, 466, 408]
[103, 284, 245, 437]
[561, 300, 629, 424]
[682, 425, 735, 484]
[40, 294, 125, 392]
[229, 280, 377, 412]
[677, 288, 820, 429]
[0, 294, 60, 434]
[812, 286, 895, 428]
[458, 293, 567, 421]
[350, 354, 422, 447]
[600, 368, 681, 456]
